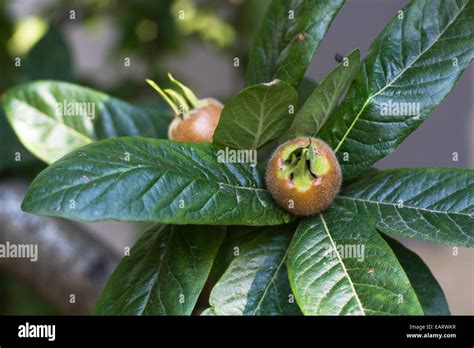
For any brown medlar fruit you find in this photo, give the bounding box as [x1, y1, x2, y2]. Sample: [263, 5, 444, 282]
[266, 137, 342, 216]
[147, 74, 223, 142]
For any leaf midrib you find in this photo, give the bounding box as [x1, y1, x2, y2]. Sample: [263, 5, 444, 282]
[333, 1, 468, 153]
[24, 162, 270, 207]
[10, 97, 95, 144]
[319, 214, 365, 315]
[109, 225, 167, 314]
[139, 228, 171, 315]
[251, 245, 289, 315]
[308, 64, 354, 133]
[251, 87, 270, 149]
[337, 195, 473, 217]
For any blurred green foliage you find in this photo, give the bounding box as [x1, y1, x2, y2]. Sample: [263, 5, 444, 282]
[0, 0, 269, 95]
[0, 271, 59, 315]
[25, 26, 75, 81]
[0, 3, 16, 90]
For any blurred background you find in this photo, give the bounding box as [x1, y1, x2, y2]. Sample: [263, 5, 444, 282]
[0, 0, 472, 315]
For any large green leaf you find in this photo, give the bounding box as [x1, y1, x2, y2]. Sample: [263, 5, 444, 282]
[0, 106, 41, 173]
[336, 168, 474, 247]
[383, 235, 450, 315]
[3, 81, 171, 164]
[287, 206, 423, 315]
[281, 49, 360, 142]
[25, 26, 74, 81]
[22, 137, 291, 225]
[245, 0, 345, 88]
[208, 225, 262, 284]
[318, 0, 474, 180]
[213, 80, 297, 150]
[92, 224, 225, 315]
[208, 224, 301, 315]
[296, 78, 318, 110]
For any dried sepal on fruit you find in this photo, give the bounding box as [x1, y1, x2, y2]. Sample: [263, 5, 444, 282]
[266, 137, 342, 216]
[146, 74, 223, 142]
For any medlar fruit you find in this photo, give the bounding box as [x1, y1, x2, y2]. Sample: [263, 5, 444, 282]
[266, 137, 342, 216]
[147, 74, 223, 142]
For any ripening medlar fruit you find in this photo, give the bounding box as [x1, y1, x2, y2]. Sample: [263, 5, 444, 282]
[147, 74, 223, 142]
[266, 137, 342, 216]
[167, 98, 223, 142]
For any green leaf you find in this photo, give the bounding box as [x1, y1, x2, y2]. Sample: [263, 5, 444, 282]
[3, 81, 171, 164]
[25, 26, 74, 81]
[22, 137, 292, 225]
[336, 168, 474, 247]
[318, 0, 474, 180]
[0, 272, 59, 315]
[208, 225, 262, 284]
[287, 206, 423, 315]
[208, 224, 301, 315]
[296, 78, 318, 110]
[281, 49, 360, 142]
[0, 106, 41, 173]
[383, 235, 450, 315]
[213, 80, 297, 150]
[92, 224, 225, 315]
[200, 308, 216, 316]
[246, 0, 345, 88]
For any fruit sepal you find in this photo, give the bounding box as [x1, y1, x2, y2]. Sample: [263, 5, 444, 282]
[277, 138, 330, 192]
[146, 74, 219, 120]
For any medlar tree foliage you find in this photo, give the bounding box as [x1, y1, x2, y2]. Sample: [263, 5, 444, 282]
[3, 0, 473, 315]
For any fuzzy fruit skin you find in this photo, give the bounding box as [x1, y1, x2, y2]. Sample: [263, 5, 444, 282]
[168, 98, 223, 142]
[266, 137, 342, 216]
